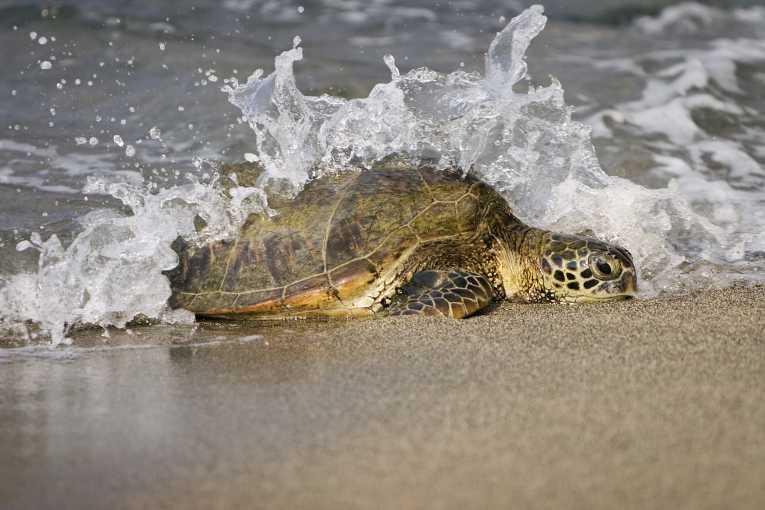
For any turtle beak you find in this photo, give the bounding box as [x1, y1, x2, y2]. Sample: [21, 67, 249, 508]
[596, 268, 637, 301]
[613, 246, 638, 298]
[620, 269, 638, 298]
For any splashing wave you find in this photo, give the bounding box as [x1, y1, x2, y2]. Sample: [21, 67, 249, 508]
[1, 4, 763, 344]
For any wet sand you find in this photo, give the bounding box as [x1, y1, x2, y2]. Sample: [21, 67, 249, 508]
[1, 285, 764, 509]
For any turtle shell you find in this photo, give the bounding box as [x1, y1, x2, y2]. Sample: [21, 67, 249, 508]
[166, 157, 504, 318]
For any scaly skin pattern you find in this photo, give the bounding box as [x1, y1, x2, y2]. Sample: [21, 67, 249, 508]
[387, 270, 495, 318]
[166, 158, 637, 320]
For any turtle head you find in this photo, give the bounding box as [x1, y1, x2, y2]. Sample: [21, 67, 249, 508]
[537, 233, 637, 303]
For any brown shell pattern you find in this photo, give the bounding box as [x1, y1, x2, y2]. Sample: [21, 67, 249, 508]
[166, 158, 500, 317]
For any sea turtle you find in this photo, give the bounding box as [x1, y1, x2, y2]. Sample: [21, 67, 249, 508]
[166, 157, 637, 320]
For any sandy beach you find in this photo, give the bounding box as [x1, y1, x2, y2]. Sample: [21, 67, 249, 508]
[1, 285, 764, 509]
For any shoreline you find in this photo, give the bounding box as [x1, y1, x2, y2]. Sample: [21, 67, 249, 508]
[1, 285, 764, 509]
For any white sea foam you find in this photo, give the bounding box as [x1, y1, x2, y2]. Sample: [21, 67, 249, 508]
[585, 5, 765, 292]
[636, 2, 765, 35]
[0, 139, 124, 193]
[0, 170, 266, 344]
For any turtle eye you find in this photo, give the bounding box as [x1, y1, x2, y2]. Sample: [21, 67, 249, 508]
[590, 255, 621, 280]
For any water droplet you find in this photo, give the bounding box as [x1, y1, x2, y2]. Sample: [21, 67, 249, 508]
[88, 137, 98, 146]
[38, 36, 48, 45]
[244, 153, 259, 163]
[16, 240, 33, 252]
[297, 6, 304, 14]
[125, 145, 136, 157]
[149, 126, 161, 140]
[293, 35, 301, 48]
[39, 60, 52, 70]
[75, 137, 87, 145]
[113, 135, 124, 147]
[383, 54, 400, 80]
[159, 42, 166, 51]
[29, 31, 37, 40]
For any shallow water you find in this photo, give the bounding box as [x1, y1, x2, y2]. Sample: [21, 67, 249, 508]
[1, 1, 764, 344]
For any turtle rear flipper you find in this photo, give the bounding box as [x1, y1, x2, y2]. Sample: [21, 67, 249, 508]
[388, 270, 494, 319]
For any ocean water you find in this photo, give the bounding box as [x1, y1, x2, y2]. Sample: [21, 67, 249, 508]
[1, 1, 764, 344]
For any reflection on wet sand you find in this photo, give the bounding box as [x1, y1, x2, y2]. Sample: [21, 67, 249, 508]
[2, 285, 764, 509]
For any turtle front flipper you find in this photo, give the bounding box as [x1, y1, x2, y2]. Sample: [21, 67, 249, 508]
[388, 270, 494, 319]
